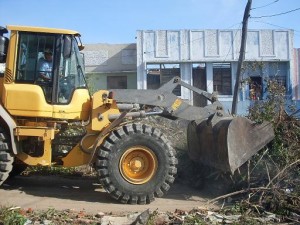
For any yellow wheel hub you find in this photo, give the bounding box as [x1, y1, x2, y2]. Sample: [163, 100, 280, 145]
[119, 146, 158, 184]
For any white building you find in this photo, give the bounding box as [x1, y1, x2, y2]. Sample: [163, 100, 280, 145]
[136, 29, 296, 113]
[83, 29, 299, 114]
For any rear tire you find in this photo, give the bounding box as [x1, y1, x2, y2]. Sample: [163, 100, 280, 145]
[96, 123, 177, 204]
[0, 128, 14, 185]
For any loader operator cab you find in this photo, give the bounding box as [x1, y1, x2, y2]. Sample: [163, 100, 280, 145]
[0, 26, 90, 120]
[15, 31, 86, 103]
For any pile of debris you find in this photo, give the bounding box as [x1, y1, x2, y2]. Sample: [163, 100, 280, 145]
[1, 205, 296, 225]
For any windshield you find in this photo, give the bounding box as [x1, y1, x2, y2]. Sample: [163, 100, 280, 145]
[57, 36, 87, 102]
[15, 32, 88, 104]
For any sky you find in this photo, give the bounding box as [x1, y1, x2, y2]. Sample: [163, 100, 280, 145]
[0, 0, 299, 47]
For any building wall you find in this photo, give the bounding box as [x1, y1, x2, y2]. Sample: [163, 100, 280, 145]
[136, 29, 296, 110]
[83, 43, 137, 91]
[83, 43, 137, 73]
[137, 29, 293, 64]
[86, 72, 137, 93]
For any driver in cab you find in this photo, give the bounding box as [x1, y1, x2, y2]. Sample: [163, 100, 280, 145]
[39, 48, 53, 81]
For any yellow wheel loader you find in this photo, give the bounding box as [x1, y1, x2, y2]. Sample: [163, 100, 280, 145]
[0, 25, 274, 204]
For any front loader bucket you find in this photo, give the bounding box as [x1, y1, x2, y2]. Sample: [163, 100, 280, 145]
[187, 117, 274, 173]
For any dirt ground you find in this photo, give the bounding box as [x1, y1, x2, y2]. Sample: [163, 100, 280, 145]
[0, 119, 225, 218]
[0, 174, 221, 215]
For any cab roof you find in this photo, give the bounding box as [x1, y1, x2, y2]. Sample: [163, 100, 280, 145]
[6, 25, 80, 36]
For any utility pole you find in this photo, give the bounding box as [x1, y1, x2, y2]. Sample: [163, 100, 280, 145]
[231, 0, 252, 114]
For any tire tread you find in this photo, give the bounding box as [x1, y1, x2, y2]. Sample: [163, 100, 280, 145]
[0, 129, 14, 186]
[96, 123, 177, 205]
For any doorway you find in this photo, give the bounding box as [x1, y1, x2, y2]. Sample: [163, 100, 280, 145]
[192, 63, 207, 107]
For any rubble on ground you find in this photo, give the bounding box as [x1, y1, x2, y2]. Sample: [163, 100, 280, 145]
[1, 205, 296, 225]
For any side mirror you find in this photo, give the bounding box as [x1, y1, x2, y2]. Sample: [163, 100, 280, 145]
[78, 44, 85, 51]
[0, 27, 9, 63]
[63, 35, 72, 58]
[0, 36, 8, 63]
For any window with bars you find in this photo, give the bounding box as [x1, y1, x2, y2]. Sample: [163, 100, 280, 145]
[16, 32, 56, 83]
[213, 63, 232, 95]
[146, 64, 181, 96]
[268, 62, 287, 88]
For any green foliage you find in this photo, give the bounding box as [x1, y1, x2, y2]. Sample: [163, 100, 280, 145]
[248, 78, 299, 166]
[37, 208, 57, 221]
[238, 78, 300, 218]
[0, 207, 27, 225]
[146, 210, 158, 225]
[183, 215, 206, 225]
[248, 78, 286, 124]
[0, 207, 101, 225]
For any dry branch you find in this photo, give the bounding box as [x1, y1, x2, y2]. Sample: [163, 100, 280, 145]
[265, 159, 300, 188]
[208, 187, 273, 204]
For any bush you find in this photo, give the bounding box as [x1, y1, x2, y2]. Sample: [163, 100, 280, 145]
[0, 207, 27, 225]
[235, 78, 300, 218]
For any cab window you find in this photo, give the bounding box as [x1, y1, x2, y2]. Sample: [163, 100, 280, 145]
[16, 32, 55, 83]
[57, 36, 87, 103]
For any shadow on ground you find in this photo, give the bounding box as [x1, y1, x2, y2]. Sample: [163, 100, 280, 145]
[1, 157, 232, 206]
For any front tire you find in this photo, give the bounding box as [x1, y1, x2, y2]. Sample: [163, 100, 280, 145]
[0, 128, 14, 185]
[96, 123, 177, 204]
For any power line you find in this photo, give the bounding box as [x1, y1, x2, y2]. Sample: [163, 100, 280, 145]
[251, 7, 300, 18]
[223, 24, 243, 61]
[144, 22, 243, 57]
[251, 0, 279, 10]
[250, 20, 300, 47]
[251, 20, 300, 34]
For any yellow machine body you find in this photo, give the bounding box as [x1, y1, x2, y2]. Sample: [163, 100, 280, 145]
[0, 25, 118, 167]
